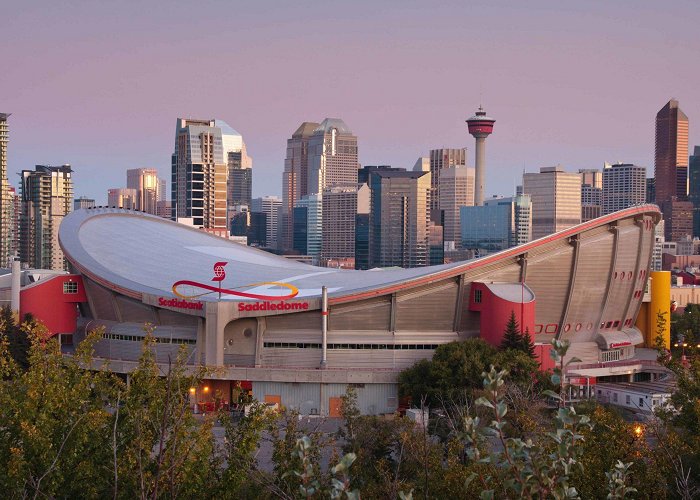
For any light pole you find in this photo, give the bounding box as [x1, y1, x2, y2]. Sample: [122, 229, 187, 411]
[674, 333, 688, 366]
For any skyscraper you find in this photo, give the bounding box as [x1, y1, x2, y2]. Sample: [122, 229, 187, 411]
[428, 148, 467, 221]
[308, 119, 359, 264]
[655, 99, 691, 241]
[688, 146, 700, 236]
[293, 193, 322, 258]
[308, 118, 358, 195]
[321, 185, 367, 264]
[466, 106, 496, 206]
[438, 165, 475, 248]
[280, 122, 320, 251]
[460, 194, 532, 253]
[127, 168, 163, 214]
[171, 118, 239, 235]
[108, 188, 138, 209]
[251, 196, 282, 249]
[579, 169, 602, 222]
[19, 165, 73, 270]
[369, 170, 431, 268]
[602, 162, 646, 215]
[74, 196, 96, 210]
[0, 113, 12, 267]
[522, 166, 581, 240]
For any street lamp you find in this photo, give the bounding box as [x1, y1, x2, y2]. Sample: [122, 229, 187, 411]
[673, 333, 689, 366]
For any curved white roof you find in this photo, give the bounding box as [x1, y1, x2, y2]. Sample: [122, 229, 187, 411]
[59, 209, 463, 302]
[59, 206, 661, 303]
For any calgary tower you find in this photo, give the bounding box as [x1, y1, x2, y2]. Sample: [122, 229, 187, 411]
[466, 106, 495, 206]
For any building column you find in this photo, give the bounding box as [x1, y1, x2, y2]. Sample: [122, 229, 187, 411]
[204, 303, 224, 366]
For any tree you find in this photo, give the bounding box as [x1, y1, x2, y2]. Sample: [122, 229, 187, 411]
[0, 306, 31, 371]
[499, 310, 524, 351]
[521, 327, 536, 359]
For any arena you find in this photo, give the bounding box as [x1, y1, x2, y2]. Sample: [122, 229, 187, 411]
[50, 205, 662, 415]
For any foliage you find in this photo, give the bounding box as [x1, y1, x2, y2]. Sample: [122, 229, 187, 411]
[1, 316, 697, 498]
[399, 338, 540, 407]
[0, 306, 31, 370]
[499, 311, 536, 358]
[571, 404, 669, 499]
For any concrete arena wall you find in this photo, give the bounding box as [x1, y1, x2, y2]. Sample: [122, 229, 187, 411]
[252, 382, 398, 416]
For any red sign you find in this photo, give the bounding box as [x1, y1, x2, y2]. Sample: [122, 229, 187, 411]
[569, 377, 596, 386]
[212, 262, 227, 282]
[609, 341, 631, 348]
[158, 297, 203, 311]
[238, 301, 309, 312]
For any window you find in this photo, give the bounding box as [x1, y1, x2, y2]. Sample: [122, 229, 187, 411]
[626, 395, 631, 404]
[63, 281, 78, 294]
[613, 393, 618, 402]
[639, 398, 644, 407]
[474, 289, 482, 304]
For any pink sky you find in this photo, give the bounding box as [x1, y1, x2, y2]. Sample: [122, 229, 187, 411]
[4, 0, 700, 203]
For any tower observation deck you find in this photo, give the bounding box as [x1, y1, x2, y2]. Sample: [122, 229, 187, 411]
[466, 106, 495, 206]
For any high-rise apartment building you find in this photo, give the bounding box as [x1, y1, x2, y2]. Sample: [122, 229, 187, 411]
[0, 113, 13, 267]
[602, 162, 646, 215]
[171, 119, 233, 234]
[74, 196, 95, 210]
[655, 99, 691, 241]
[688, 146, 700, 237]
[579, 169, 602, 222]
[281, 122, 320, 251]
[522, 166, 581, 240]
[369, 170, 431, 268]
[438, 165, 475, 248]
[19, 165, 73, 270]
[428, 148, 467, 221]
[108, 188, 138, 209]
[127, 168, 164, 214]
[251, 196, 282, 249]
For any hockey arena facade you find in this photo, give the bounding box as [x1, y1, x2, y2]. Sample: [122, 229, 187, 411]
[51, 205, 662, 415]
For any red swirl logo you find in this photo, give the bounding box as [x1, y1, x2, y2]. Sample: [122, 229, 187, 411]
[212, 261, 227, 282]
[171, 261, 299, 301]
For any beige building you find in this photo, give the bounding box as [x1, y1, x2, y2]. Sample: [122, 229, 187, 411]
[19, 165, 73, 270]
[439, 165, 475, 248]
[108, 188, 138, 210]
[127, 168, 164, 214]
[321, 184, 368, 262]
[523, 166, 581, 239]
[308, 119, 358, 195]
[429, 148, 467, 221]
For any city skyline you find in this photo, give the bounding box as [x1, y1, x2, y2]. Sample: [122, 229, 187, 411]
[4, 1, 700, 203]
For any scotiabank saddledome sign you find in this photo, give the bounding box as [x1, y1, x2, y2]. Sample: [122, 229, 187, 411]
[162, 261, 308, 312]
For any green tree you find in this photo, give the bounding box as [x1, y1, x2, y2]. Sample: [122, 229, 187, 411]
[0, 322, 115, 498]
[112, 326, 217, 499]
[0, 307, 31, 371]
[499, 310, 524, 351]
[571, 404, 670, 499]
[521, 327, 536, 358]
